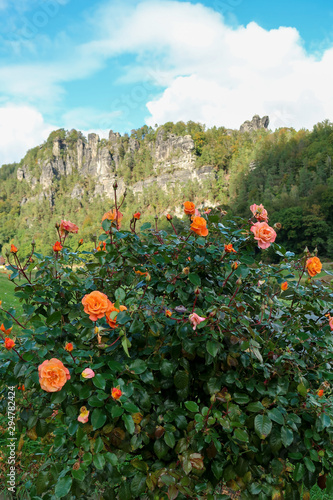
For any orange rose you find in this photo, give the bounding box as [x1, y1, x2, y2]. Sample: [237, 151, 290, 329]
[133, 212, 141, 220]
[59, 220, 79, 237]
[306, 257, 322, 277]
[106, 304, 127, 329]
[82, 291, 112, 321]
[4, 338, 15, 349]
[281, 281, 288, 291]
[190, 216, 208, 237]
[224, 244, 237, 253]
[53, 241, 63, 252]
[112, 387, 122, 400]
[318, 389, 324, 398]
[250, 222, 277, 249]
[38, 358, 70, 392]
[96, 241, 106, 252]
[10, 244, 18, 253]
[166, 214, 172, 220]
[165, 310, 172, 317]
[183, 201, 196, 215]
[1, 324, 12, 336]
[102, 209, 123, 228]
[79, 238, 83, 245]
[65, 342, 73, 352]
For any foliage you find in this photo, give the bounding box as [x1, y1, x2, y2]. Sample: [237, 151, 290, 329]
[1, 119, 333, 261]
[1, 196, 333, 500]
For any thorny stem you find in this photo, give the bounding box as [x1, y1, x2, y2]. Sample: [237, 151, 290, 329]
[222, 269, 235, 288]
[2, 309, 25, 329]
[175, 232, 192, 259]
[228, 286, 240, 307]
[108, 336, 121, 348]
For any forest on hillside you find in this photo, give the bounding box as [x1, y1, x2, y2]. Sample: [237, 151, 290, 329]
[0, 120, 332, 259]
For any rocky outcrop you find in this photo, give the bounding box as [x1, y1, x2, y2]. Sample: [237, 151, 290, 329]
[153, 129, 195, 162]
[131, 165, 215, 195]
[16, 126, 213, 199]
[240, 115, 269, 133]
[17, 165, 38, 189]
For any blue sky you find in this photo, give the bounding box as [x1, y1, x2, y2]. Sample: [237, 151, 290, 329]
[1, 0, 333, 165]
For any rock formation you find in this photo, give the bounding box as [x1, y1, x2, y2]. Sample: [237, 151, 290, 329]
[240, 115, 269, 133]
[16, 126, 214, 201]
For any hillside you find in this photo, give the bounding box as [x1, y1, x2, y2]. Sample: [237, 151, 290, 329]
[0, 116, 332, 258]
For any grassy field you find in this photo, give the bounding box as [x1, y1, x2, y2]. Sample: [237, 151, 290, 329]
[0, 269, 24, 318]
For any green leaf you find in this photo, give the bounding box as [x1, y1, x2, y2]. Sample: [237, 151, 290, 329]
[247, 401, 265, 412]
[164, 431, 176, 448]
[130, 474, 147, 497]
[267, 408, 285, 425]
[105, 452, 118, 465]
[92, 374, 106, 390]
[111, 406, 124, 418]
[72, 469, 85, 481]
[36, 471, 49, 496]
[46, 311, 62, 326]
[185, 401, 199, 412]
[122, 337, 131, 357]
[174, 371, 189, 389]
[140, 222, 151, 231]
[123, 402, 139, 413]
[254, 414, 272, 439]
[50, 389, 67, 404]
[129, 359, 147, 374]
[55, 477, 72, 498]
[234, 428, 249, 442]
[293, 463, 305, 481]
[88, 395, 104, 407]
[188, 273, 201, 286]
[154, 439, 169, 459]
[115, 288, 126, 302]
[123, 414, 135, 434]
[94, 436, 104, 454]
[82, 452, 92, 467]
[91, 409, 107, 430]
[93, 453, 105, 470]
[102, 219, 111, 232]
[160, 360, 175, 377]
[281, 426, 294, 447]
[206, 340, 220, 358]
[303, 457, 315, 473]
[233, 393, 250, 405]
[297, 383, 307, 397]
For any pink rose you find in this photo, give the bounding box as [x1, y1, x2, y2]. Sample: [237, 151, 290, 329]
[60, 220, 79, 237]
[78, 406, 89, 423]
[82, 368, 95, 379]
[250, 204, 268, 222]
[189, 312, 206, 331]
[251, 222, 277, 249]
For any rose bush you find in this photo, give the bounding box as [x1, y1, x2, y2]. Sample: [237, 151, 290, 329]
[1, 193, 333, 499]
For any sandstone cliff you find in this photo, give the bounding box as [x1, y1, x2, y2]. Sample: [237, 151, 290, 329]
[16, 127, 215, 203]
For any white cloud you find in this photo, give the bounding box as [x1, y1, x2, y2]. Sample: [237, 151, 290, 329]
[0, 105, 55, 166]
[84, 1, 333, 131]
